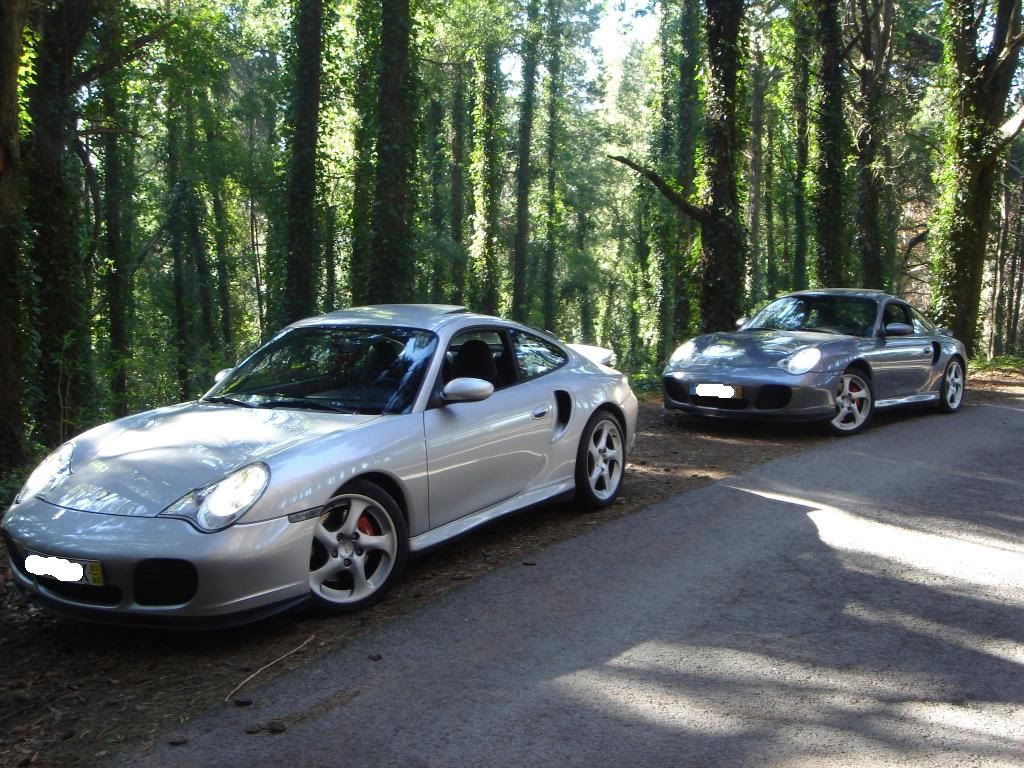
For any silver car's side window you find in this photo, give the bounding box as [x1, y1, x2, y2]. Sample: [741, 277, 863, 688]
[883, 302, 912, 327]
[513, 332, 568, 381]
[445, 329, 517, 389]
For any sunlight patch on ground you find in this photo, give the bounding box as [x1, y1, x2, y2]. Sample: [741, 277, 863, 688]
[842, 601, 1024, 667]
[730, 486, 1024, 594]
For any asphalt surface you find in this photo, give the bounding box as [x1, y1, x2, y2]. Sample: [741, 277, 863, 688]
[122, 401, 1024, 767]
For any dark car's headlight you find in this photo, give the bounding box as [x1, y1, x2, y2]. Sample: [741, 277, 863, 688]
[16, 442, 75, 504]
[668, 341, 697, 366]
[160, 464, 270, 532]
[779, 347, 822, 375]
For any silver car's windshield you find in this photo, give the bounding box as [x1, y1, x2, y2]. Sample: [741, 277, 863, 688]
[744, 296, 878, 337]
[205, 326, 438, 415]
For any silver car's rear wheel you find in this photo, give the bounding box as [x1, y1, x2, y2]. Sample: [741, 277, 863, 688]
[575, 410, 625, 509]
[828, 370, 873, 436]
[309, 479, 408, 612]
[938, 359, 965, 413]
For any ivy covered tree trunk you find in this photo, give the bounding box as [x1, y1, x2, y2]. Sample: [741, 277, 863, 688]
[674, 0, 701, 340]
[747, 43, 766, 305]
[283, 0, 323, 323]
[542, 0, 562, 332]
[449, 64, 469, 305]
[474, 44, 503, 315]
[812, 0, 845, 287]
[369, 0, 418, 304]
[167, 100, 190, 400]
[26, 0, 98, 444]
[349, 0, 379, 306]
[933, 0, 1024, 355]
[425, 97, 447, 302]
[791, 0, 811, 291]
[512, 0, 541, 323]
[0, 0, 28, 473]
[200, 90, 233, 349]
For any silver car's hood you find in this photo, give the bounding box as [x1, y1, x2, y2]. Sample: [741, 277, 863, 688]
[37, 402, 380, 517]
[681, 330, 846, 368]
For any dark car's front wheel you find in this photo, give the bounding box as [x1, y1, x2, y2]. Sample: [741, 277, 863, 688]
[937, 358, 965, 413]
[575, 409, 625, 509]
[827, 369, 873, 436]
[308, 479, 408, 612]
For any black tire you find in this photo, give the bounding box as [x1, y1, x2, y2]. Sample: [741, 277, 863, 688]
[937, 358, 966, 413]
[826, 368, 874, 436]
[308, 479, 408, 613]
[575, 409, 626, 510]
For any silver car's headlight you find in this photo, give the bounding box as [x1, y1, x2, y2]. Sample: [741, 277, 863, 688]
[16, 442, 75, 503]
[160, 463, 270, 532]
[780, 347, 822, 375]
[668, 340, 697, 365]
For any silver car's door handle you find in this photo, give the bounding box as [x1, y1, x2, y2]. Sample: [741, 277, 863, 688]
[922, 347, 932, 355]
[532, 406, 550, 419]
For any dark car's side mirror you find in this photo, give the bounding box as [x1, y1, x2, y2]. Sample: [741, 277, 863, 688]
[884, 322, 913, 337]
[214, 368, 233, 384]
[441, 377, 494, 403]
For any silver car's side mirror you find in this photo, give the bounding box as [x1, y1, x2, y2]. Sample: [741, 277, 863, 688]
[735, 317, 748, 329]
[442, 377, 494, 403]
[213, 368, 233, 384]
[884, 322, 913, 337]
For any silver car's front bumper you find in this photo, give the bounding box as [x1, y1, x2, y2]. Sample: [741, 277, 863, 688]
[662, 368, 840, 421]
[2, 498, 314, 627]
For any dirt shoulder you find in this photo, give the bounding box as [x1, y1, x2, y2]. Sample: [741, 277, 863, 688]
[2, 373, 1021, 768]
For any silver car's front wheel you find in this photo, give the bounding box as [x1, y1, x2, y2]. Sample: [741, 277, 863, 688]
[575, 410, 625, 509]
[309, 479, 408, 612]
[828, 370, 873, 436]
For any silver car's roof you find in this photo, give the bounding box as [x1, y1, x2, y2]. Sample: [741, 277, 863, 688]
[290, 304, 470, 331]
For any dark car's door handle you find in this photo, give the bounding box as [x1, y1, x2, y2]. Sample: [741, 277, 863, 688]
[532, 406, 550, 419]
[922, 347, 932, 355]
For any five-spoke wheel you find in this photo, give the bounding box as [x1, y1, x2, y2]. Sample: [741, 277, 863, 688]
[938, 358, 965, 413]
[308, 479, 408, 612]
[828, 369, 873, 435]
[575, 411, 625, 509]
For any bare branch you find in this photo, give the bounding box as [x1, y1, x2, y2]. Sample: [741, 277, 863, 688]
[608, 155, 707, 223]
[72, 22, 171, 89]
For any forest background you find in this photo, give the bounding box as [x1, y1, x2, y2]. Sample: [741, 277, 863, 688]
[3, 0, 1024, 488]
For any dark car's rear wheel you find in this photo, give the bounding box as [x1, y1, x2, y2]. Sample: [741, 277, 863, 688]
[575, 410, 625, 509]
[827, 369, 873, 436]
[937, 358, 965, 413]
[308, 479, 408, 612]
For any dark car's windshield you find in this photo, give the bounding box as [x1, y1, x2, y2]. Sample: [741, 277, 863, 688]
[205, 326, 438, 415]
[744, 295, 878, 337]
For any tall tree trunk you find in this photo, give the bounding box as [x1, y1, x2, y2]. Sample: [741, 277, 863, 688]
[791, 0, 811, 290]
[26, 0, 98, 444]
[933, 0, 1024, 355]
[283, 0, 323, 323]
[675, 0, 701, 339]
[812, 0, 846, 287]
[542, 0, 562, 331]
[426, 97, 447, 302]
[247, 117, 266, 336]
[201, 90, 233, 350]
[323, 205, 338, 311]
[102, 60, 130, 418]
[747, 43, 767, 305]
[184, 97, 215, 369]
[512, 0, 541, 322]
[765, 111, 777, 299]
[349, 0, 379, 306]
[369, 0, 418, 303]
[167, 101, 190, 400]
[0, 0, 28, 472]
[475, 44, 503, 315]
[450, 64, 468, 304]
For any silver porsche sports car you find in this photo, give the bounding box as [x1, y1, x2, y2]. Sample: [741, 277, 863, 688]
[2, 305, 638, 626]
[663, 289, 967, 435]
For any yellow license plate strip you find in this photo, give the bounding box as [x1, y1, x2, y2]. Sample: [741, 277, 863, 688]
[24, 550, 105, 586]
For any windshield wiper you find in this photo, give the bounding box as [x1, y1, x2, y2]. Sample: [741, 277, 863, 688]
[257, 397, 359, 414]
[202, 395, 258, 408]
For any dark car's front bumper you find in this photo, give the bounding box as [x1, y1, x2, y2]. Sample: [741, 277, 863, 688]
[662, 368, 840, 421]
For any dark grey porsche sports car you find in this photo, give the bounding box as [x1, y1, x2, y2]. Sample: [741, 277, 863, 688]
[662, 289, 967, 435]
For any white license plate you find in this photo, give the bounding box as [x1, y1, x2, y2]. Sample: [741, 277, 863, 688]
[692, 383, 743, 399]
[24, 551, 105, 586]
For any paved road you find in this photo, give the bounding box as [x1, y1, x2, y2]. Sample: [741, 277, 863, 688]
[123, 401, 1024, 767]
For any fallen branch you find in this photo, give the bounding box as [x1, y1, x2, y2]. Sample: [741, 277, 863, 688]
[224, 633, 315, 703]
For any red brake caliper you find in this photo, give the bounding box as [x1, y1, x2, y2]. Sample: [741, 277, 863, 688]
[357, 514, 378, 536]
[849, 381, 860, 414]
